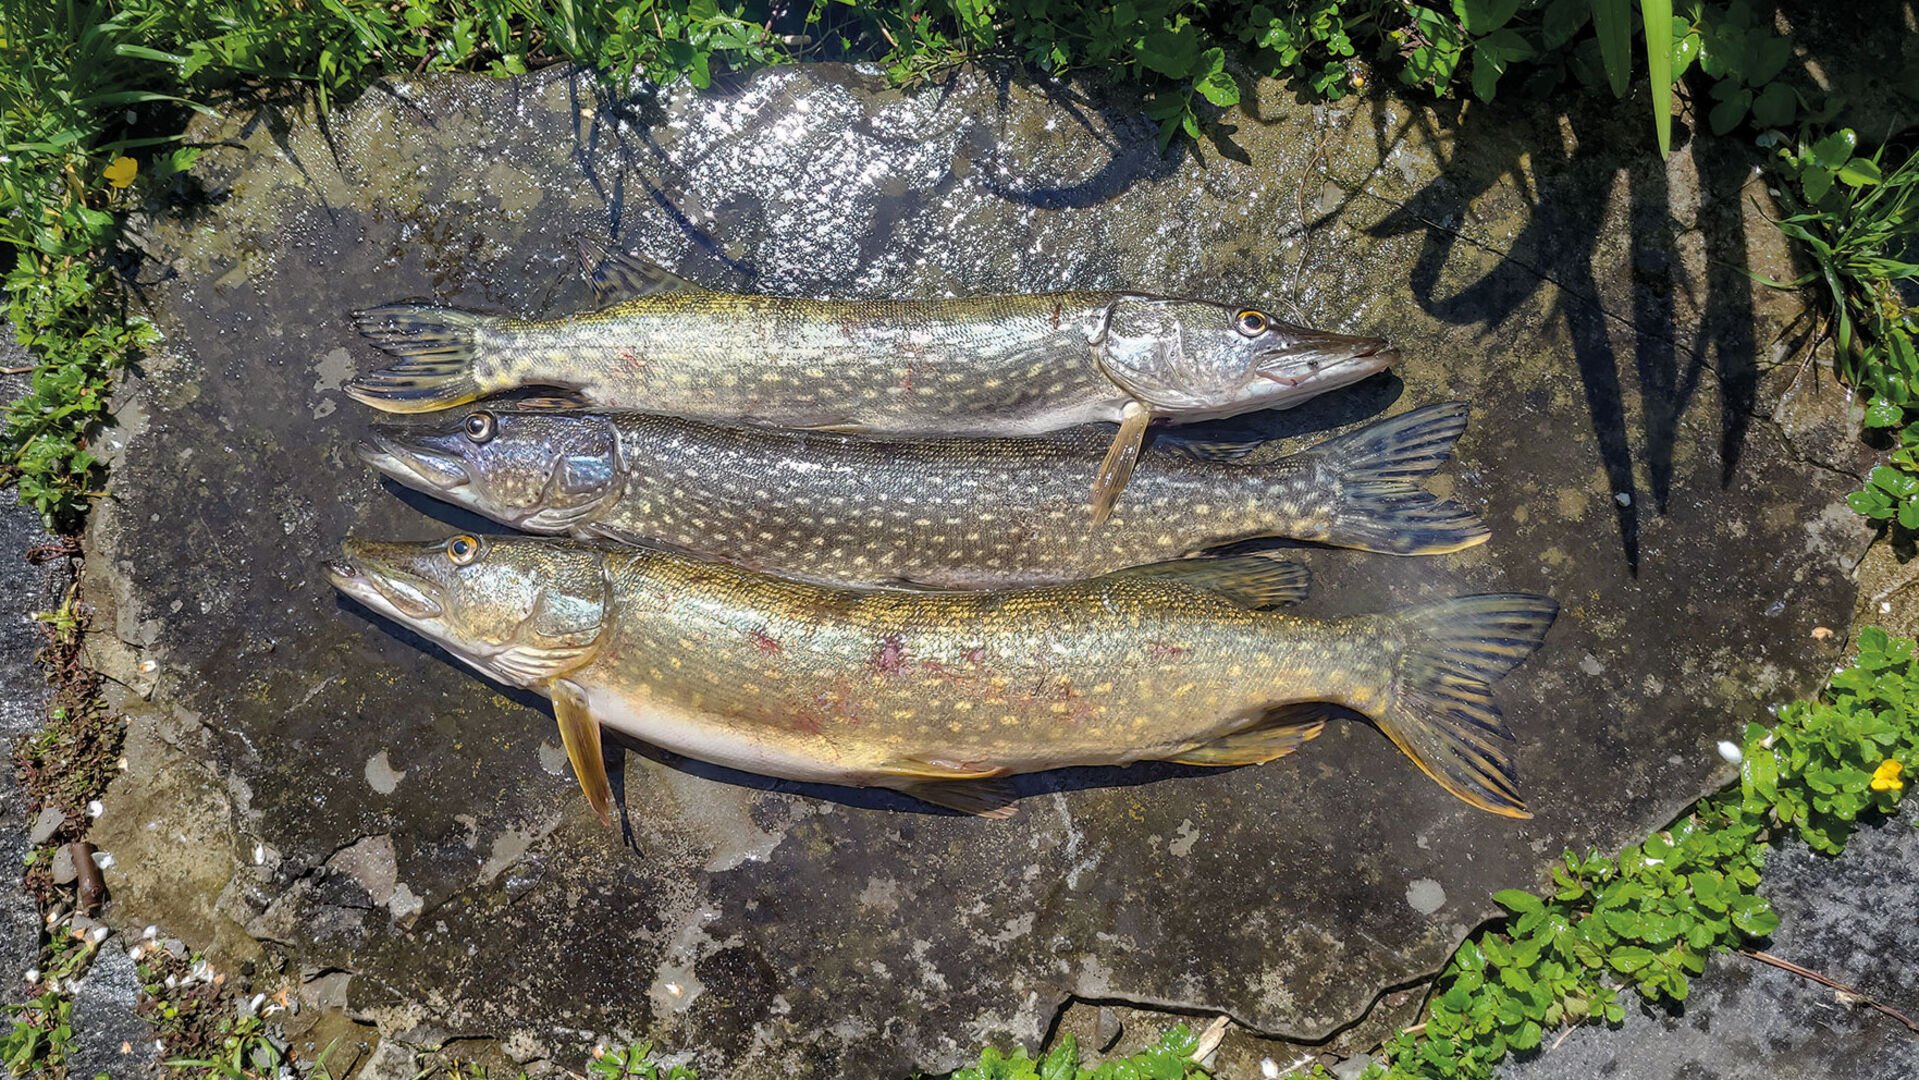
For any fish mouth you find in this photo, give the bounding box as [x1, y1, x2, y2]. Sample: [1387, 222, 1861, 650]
[1253, 333, 1399, 389]
[324, 545, 444, 623]
[356, 429, 473, 493]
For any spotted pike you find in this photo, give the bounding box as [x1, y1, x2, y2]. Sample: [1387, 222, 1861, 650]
[345, 248, 1397, 520]
[325, 536, 1558, 821]
[357, 402, 1489, 590]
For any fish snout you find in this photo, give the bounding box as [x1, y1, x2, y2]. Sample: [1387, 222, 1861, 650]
[355, 430, 472, 491]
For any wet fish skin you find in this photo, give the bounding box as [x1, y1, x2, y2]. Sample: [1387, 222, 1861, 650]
[345, 283, 1396, 433]
[325, 535, 1558, 820]
[358, 403, 1491, 590]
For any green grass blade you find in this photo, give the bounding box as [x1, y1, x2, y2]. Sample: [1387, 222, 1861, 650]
[1592, 0, 1633, 98]
[1640, 0, 1673, 157]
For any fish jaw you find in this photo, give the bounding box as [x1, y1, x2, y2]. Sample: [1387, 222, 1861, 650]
[325, 543, 447, 627]
[356, 433, 476, 500]
[1246, 342, 1400, 411]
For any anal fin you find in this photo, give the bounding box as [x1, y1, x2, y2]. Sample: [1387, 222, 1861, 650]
[1170, 706, 1330, 766]
[552, 678, 614, 826]
[891, 779, 1020, 819]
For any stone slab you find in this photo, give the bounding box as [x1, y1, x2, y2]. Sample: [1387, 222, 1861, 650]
[80, 66, 1870, 1075]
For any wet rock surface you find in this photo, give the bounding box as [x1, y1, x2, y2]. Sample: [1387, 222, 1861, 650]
[79, 66, 1871, 1075]
[0, 348, 60, 1008]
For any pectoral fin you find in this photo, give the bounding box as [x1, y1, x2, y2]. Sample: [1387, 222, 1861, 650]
[1090, 401, 1154, 527]
[1122, 550, 1310, 609]
[575, 235, 713, 304]
[890, 779, 1019, 819]
[552, 679, 614, 826]
[1170, 706, 1330, 766]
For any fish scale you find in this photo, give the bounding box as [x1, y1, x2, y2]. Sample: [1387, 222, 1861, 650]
[474, 292, 1123, 431]
[359, 402, 1491, 589]
[327, 536, 1558, 821]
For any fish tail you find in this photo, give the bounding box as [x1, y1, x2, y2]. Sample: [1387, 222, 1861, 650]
[346, 304, 493, 413]
[1373, 594, 1559, 818]
[1304, 402, 1490, 555]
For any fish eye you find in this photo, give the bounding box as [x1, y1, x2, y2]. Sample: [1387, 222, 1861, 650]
[1235, 310, 1270, 337]
[463, 411, 497, 443]
[446, 534, 481, 565]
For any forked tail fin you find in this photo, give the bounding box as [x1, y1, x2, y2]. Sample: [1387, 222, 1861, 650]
[1304, 402, 1490, 555]
[346, 304, 491, 413]
[1376, 593, 1559, 818]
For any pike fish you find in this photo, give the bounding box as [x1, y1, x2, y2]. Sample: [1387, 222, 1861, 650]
[345, 248, 1397, 521]
[357, 402, 1490, 590]
[325, 536, 1558, 822]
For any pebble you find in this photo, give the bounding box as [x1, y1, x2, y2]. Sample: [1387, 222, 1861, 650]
[50, 844, 77, 885]
[28, 806, 65, 846]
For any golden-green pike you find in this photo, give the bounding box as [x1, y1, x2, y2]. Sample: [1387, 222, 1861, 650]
[344, 248, 1398, 521]
[325, 536, 1558, 821]
[357, 402, 1490, 590]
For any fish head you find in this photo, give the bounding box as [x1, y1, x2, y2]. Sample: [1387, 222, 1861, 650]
[357, 408, 621, 532]
[325, 535, 610, 687]
[1094, 297, 1397, 416]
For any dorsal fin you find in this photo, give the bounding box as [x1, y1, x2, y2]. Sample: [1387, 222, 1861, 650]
[575, 235, 713, 304]
[1120, 551, 1310, 609]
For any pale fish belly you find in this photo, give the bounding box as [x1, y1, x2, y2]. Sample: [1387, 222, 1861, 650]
[580, 682, 868, 786]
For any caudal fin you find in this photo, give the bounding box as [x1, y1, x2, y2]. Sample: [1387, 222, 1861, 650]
[346, 304, 490, 413]
[1306, 402, 1490, 555]
[1376, 594, 1559, 818]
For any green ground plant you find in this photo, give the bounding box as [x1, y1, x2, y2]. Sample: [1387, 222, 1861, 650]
[954, 1026, 1208, 1080]
[1757, 133, 1919, 531]
[1275, 627, 1913, 1079]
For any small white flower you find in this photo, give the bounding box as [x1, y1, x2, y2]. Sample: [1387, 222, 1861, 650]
[24, 968, 39, 984]
[1717, 741, 1744, 765]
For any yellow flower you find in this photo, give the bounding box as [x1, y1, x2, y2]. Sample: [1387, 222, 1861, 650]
[1870, 759, 1904, 793]
[103, 156, 137, 189]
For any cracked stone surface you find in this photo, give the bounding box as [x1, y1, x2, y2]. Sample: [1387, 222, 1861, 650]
[77, 66, 1873, 1075]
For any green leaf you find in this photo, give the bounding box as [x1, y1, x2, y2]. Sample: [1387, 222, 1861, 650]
[1138, 25, 1201, 78]
[1608, 946, 1655, 974]
[1640, 0, 1674, 157]
[1750, 81, 1795, 128]
[1591, 0, 1633, 97]
[1896, 499, 1919, 531]
[1193, 48, 1240, 106]
[1456, 0, 1523, 34]
[1493, 889, 1543, 914]
[1865, 397, 1906, 428]
[1541, 0, 1590, 48]
[1810, 129, 1858, 169]
[1469, 29, 1533, 102]
[1839, 157, 1884, 186]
